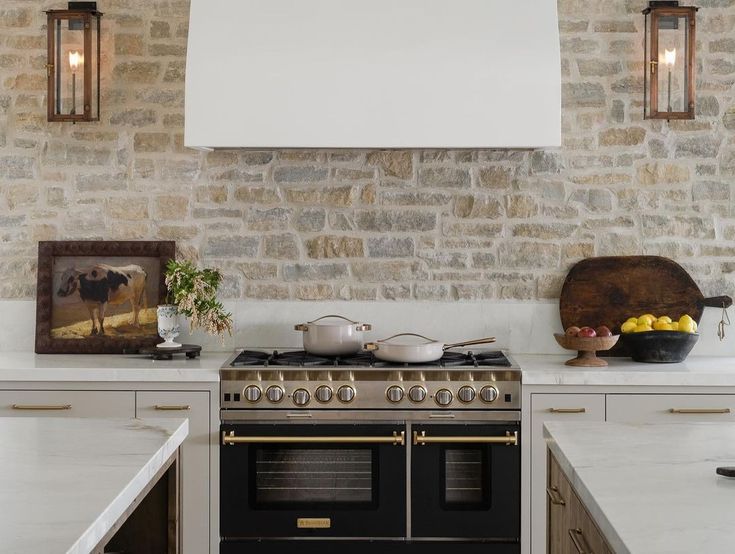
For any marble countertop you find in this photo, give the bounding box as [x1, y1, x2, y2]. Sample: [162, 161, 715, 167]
[0, 417, 188, 554]
[544, 421, 735, 554]
[517, 354, 735, 386]
[0, 351, 228, 382]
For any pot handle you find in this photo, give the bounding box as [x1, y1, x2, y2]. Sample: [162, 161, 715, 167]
[376, 333, 438, 344]
[443, 337, 497, 350]
[699, 296, 733, 309]
[295, 315, 372, 332]
[364, 342, 379, 351]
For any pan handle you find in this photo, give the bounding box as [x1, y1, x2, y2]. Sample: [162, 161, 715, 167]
[444, 337, 497, 349]
[699, 296, 733, 309]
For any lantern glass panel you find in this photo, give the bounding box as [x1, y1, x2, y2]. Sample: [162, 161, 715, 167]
[53, 17, 86, 117]
[656, 15, 690, 115]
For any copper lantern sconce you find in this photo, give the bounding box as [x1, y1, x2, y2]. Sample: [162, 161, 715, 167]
[643, 1, 698, 120]
[46, 2, 102, 122]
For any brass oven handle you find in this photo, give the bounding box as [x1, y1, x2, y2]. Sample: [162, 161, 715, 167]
[568, 528, 593, 554]
[154, 405, 191, 411]
[12, 404, 72, 411]
[222, 430, 405, 446]
[546, 485, 566, 506]
[412, 430, 518, 446]
[669, 408, 731, 414]
[548, 408, 586, 414]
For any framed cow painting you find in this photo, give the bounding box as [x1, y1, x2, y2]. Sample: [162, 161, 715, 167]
[35, 241, 175, 354]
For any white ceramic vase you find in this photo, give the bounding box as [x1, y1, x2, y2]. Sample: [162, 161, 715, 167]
[156, 305, 181, 348]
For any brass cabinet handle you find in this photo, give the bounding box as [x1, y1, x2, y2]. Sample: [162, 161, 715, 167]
[669, 408, 731, 414]
[568, 528, 593, 554]
[413, 430, 518, 446]
[546, 485, 566, 506]
[154, 405, 191, 411]
[222, 430, 405, 446]
[12, 404, 72, 410]
[548, 408, 587, 414]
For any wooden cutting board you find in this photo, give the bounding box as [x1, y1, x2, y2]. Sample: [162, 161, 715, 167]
[560, 256, 732, 356]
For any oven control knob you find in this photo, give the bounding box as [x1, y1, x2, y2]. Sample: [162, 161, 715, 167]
[292, 388, 310, 406]
[337, 385, 355, 403]
[315, 385, 333, 403]
[435, 388, 453, 406]
[480, 385, 499, 403]
[265, 385, 284, 403]
[243, 385, 262, 403]
[386, 385, 404, 403]
[408, 386, 427, 403]
[458, 386, 476, 403]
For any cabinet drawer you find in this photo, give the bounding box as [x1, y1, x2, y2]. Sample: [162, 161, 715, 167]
[136, 391, 210, 554]
[0, 390, 134, 417]
[607, 394, 735, 423]
[531, 394, 605, 554]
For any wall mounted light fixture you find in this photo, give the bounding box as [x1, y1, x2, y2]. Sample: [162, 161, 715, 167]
[46, 2, 102, 122]
[643, 1, 698, 120]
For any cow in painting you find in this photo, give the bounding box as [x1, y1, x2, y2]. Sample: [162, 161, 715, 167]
[56, 264, 148, 336]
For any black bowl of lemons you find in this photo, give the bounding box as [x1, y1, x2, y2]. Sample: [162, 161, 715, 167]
[620, 314, 698, 363]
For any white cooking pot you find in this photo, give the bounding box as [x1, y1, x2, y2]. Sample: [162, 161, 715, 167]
[294, 315, 372, 356]
[364, 333, 496, 363]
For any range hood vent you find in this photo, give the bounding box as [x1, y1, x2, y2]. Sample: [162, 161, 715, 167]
[185, 0, 561, 149]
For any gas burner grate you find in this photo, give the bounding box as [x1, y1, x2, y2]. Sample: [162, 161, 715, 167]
[230, 350, 271, 367]
[270, 350, 334, 367]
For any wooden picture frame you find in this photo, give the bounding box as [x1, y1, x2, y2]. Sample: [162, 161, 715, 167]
[35, 241, 175, 354]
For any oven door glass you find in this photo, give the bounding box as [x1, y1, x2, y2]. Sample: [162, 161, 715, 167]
[221, 423, 407, 538]
[410, 422, 520, 540]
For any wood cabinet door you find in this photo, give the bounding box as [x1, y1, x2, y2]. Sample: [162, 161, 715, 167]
[607, 394, 735, 423]
[531, 394, 605, 554]
[0, 390, 134, 417]
[547, 453, 571, 554]
[136, 391, 210, 554]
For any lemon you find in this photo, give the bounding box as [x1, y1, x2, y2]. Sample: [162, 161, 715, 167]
[653, 320, 674, 331]
[621, 321, 637, 334]
[637, 314, 656, 326]
[670, 321, 679, 331]
[634, 324, 653, 333]
[626, 317, 639, 324]
[657, 316, 672, 324]
[678, 314, 696, 333]
[692, 320, 698, 332]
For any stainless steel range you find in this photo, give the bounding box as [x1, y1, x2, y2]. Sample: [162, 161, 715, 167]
[219, 348, 522, 554]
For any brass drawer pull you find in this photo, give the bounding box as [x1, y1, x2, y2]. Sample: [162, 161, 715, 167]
[568, 528, 593, 554]
[546, 485, 566, 506]
[154, 405, 191, 411]
[669, 408, 731, 414]
[549, 408, 587, 414]
[12, 404, 72, 411]
[223, 430, 405, 446]
[413, 430, 518, 446]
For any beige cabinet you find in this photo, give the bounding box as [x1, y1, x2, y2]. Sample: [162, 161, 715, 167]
[606, 394, 735, 423]
[0, 390, 134, 417]
[548, 452, 613, 554]
[136, 391, 210, 554]
[530, 394, 605, 554]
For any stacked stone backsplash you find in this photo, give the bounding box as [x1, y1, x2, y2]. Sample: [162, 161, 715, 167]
[1, 0, 734, 303]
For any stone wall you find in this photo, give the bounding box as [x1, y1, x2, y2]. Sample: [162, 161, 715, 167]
[1, 0, 734, 302]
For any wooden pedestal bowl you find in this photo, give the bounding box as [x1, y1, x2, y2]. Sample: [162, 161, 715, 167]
[553, 334, 620, 367]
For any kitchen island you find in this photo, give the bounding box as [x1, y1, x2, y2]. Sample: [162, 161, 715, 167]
[0, 417, 188, 554]
[544, 421, 735, 554]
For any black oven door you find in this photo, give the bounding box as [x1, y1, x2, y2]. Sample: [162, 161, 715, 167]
[410, 422, 520, 541]
[220, 423, 407, 539]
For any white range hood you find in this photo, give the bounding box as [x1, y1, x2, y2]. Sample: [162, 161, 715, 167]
[185, 0, 561, 149]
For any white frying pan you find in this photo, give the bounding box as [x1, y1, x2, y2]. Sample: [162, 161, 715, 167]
[364, 333, 496, 363]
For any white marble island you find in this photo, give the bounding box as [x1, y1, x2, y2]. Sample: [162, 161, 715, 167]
[544, 421, 735, 554]
[0, 417, 188, 554]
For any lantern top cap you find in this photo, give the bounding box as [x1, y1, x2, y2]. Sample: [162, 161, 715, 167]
[643, 1, 698, 14]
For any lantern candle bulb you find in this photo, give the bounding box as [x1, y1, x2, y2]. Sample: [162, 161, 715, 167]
[68, 51, 81, 115]
[664, 48, 676, 114]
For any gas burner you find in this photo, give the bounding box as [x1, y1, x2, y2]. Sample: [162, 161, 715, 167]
[471, 350, 512, 367]
[339, 352, 394, 368]
[230, 350, 271, 367]
[270, 350, 334, 367]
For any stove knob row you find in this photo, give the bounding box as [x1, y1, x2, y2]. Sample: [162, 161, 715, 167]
[386, 385, 404, 403]
[265, 385, 284, 403]
[408, 385, 427, 403]
[435, 388, 453, 406]
[243, 385, 262, 403]
[337, 385, 356, 403]
[315, 385, 333, 403]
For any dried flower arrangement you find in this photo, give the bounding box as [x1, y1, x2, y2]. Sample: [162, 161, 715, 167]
[164, 260, 233, 339]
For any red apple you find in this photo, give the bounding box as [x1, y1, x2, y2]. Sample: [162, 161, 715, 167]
[565, 326, 581, 337]
[595, 325, 612, 337]
[577, 326, 597, 338]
